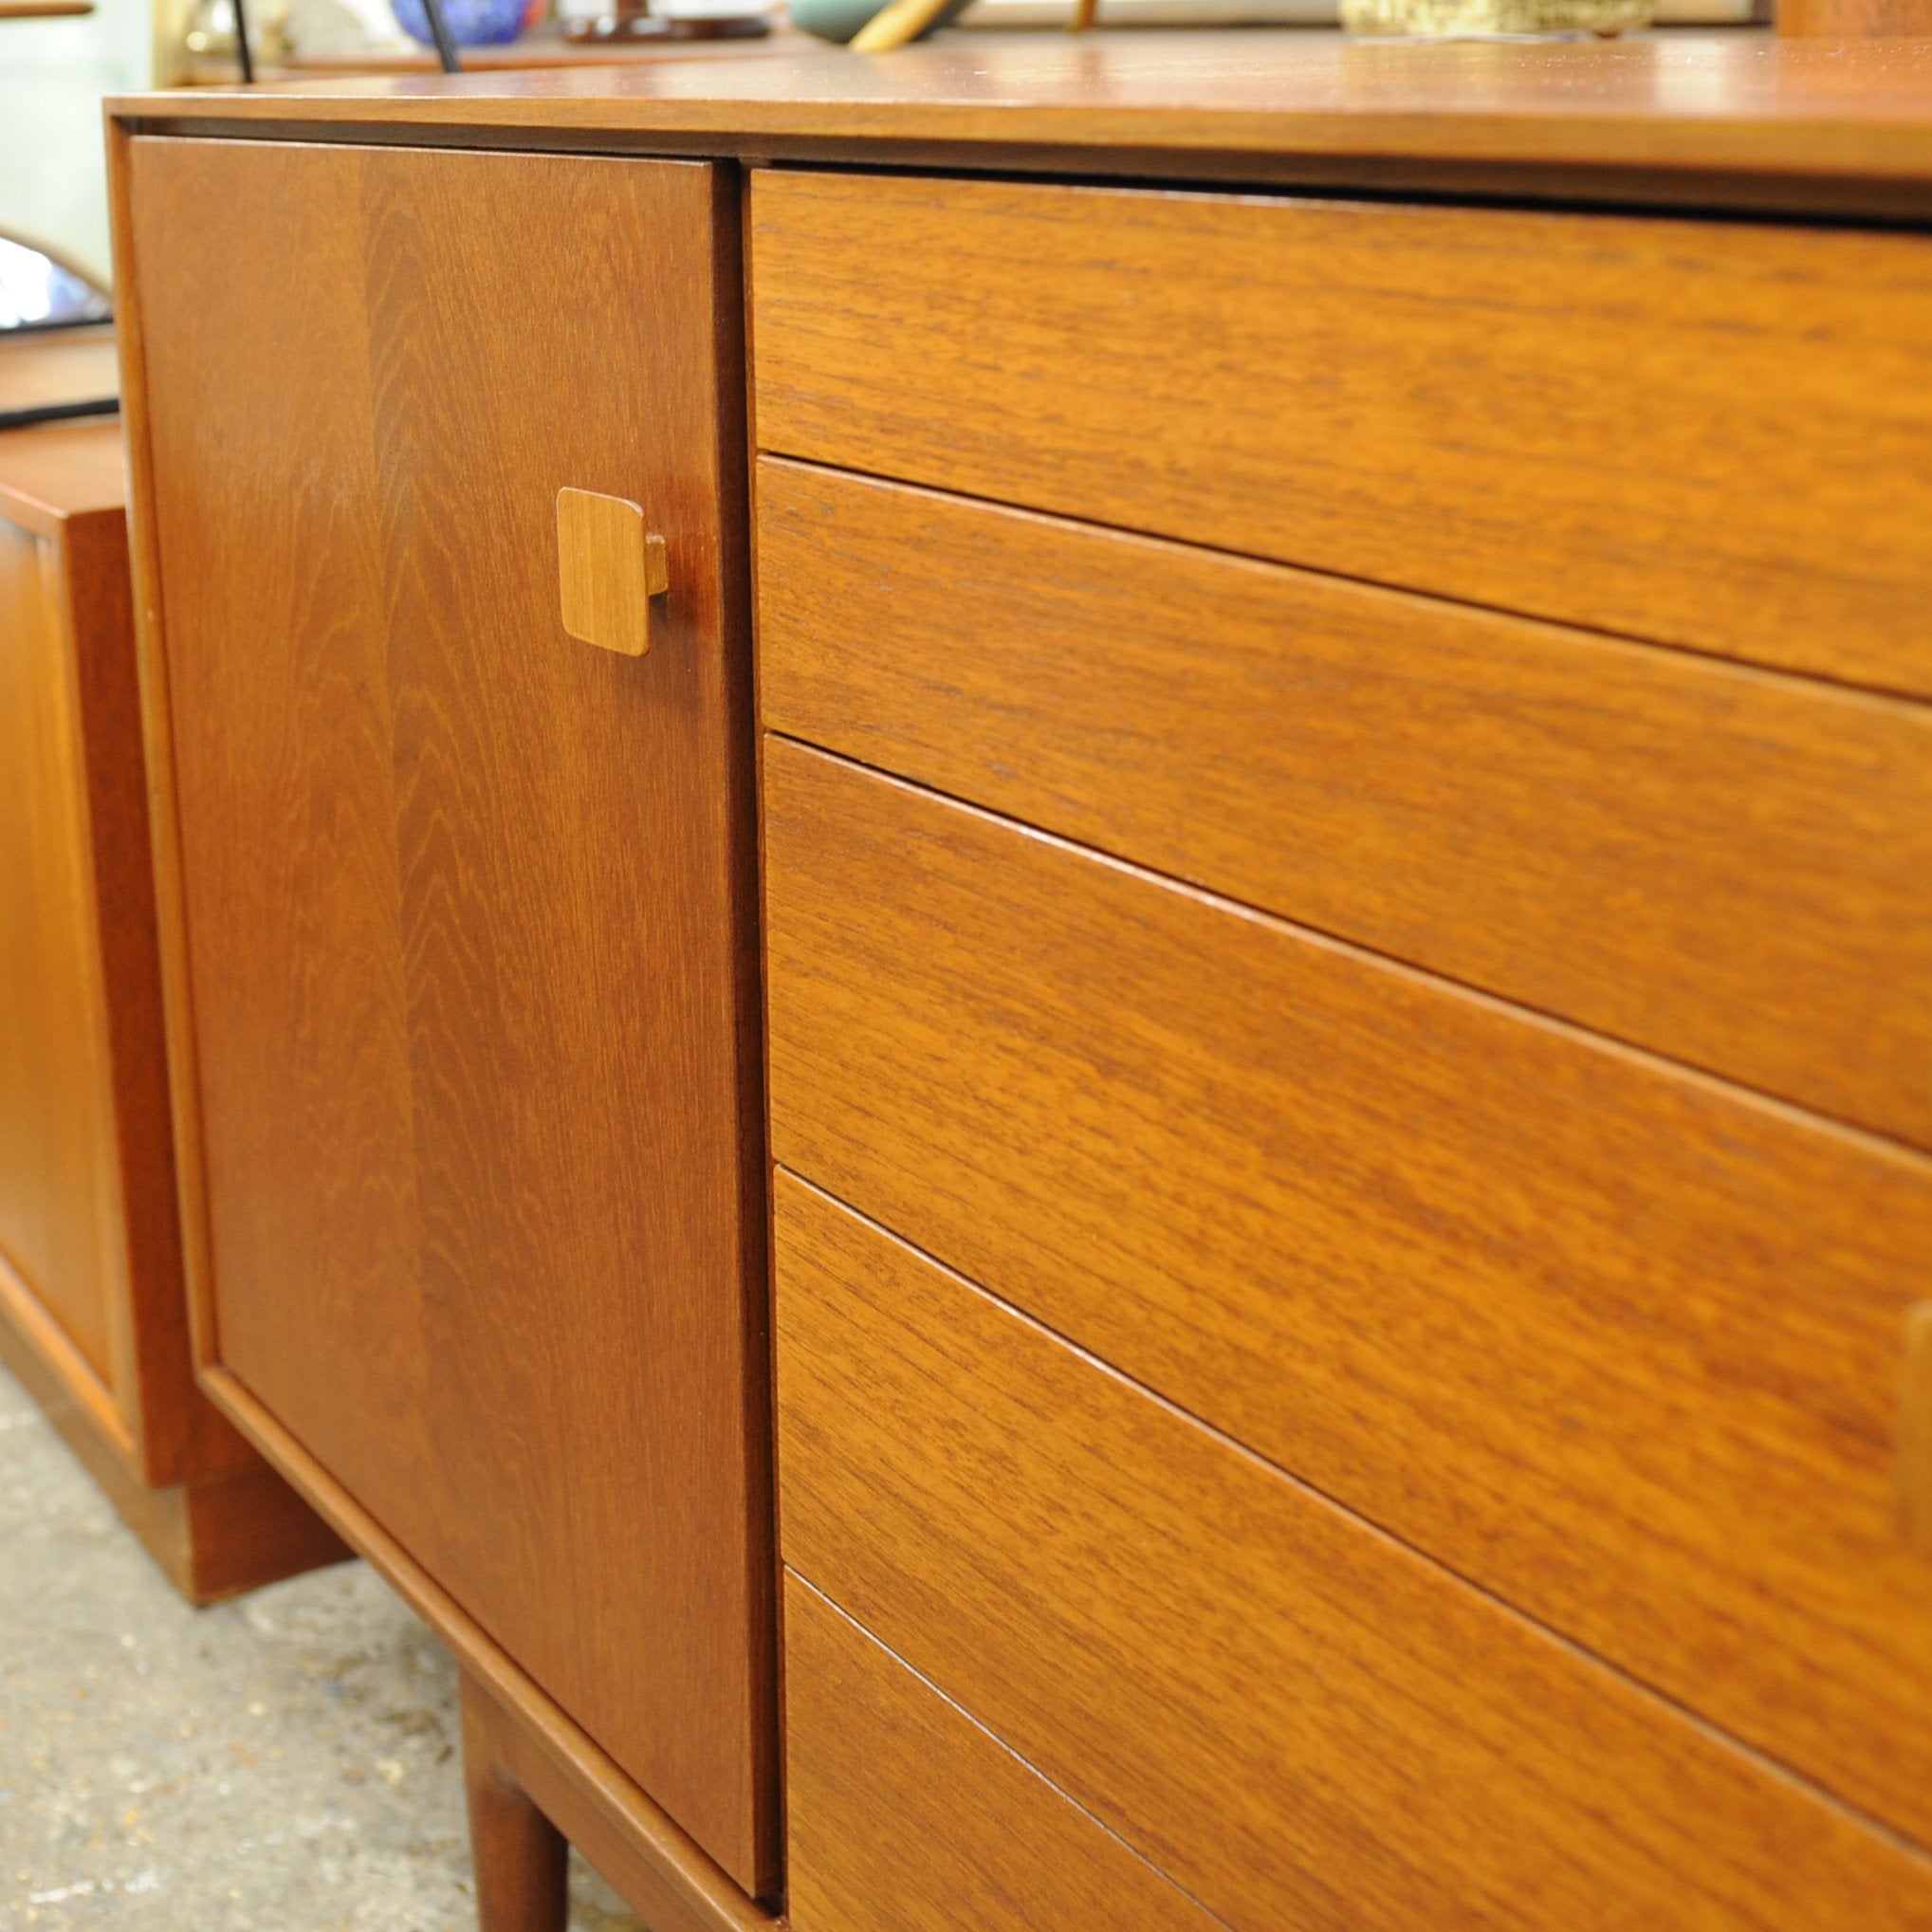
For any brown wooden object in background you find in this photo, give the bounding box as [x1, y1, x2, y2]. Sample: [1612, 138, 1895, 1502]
[104, 33, 1932, 222]
[119, 136, 774, 1913]
[0, 325, 119, 421]
[0, 418, 346, 1600]
[1780, 0, 1932, 33]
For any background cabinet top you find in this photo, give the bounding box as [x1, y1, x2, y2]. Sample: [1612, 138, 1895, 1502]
[106, 30, 1932, 218]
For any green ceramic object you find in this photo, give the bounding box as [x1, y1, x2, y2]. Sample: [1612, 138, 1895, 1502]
[790, 0, 972, 40]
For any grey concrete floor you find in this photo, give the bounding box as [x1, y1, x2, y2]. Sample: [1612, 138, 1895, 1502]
[0, 1361, 643, 1931]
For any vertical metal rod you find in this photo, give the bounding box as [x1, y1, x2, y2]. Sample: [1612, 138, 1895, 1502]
[232, 0, 255, 81]
[419, 0, 463, 72]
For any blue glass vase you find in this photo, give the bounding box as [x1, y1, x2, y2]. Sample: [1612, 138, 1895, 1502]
[392, 0, 526, 46]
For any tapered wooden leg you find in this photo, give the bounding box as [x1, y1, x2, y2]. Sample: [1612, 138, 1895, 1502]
[461, 1669, 569, 1932]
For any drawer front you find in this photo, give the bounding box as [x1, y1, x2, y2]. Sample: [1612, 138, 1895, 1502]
[135, 138, 773, 1886]
[751, 171, 1932, 695]
[762, 736, 1932, 1848]
[775, 1172, 1932, 1932]
[758, 459, 1932, 1148]
[784, 1570, 1219, 1932]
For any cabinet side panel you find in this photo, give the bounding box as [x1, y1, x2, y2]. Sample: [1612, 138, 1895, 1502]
[0, 521, 122, 1387]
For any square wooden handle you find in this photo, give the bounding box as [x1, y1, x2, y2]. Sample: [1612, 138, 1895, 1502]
[557, 488, 669, 657]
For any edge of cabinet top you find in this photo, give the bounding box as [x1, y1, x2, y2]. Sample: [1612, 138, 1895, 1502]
[0, 421, 125, 536]
[104, 29, 1932, 218]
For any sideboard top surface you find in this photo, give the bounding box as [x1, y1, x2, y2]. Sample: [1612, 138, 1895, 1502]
[105, 30, 1932, 213]
[0, 420, 124, 535]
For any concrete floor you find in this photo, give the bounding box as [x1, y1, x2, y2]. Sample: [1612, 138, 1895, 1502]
[0, 1361, 643, 1931]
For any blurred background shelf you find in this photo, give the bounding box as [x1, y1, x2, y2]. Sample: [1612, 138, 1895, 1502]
[177, 17, 818, 76]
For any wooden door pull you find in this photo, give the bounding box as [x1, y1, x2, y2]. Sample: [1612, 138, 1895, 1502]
[557, 487, 668, 657]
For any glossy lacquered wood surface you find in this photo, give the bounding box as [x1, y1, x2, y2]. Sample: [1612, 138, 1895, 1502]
[754, 172, 1932, 697]
[0, 419, 244, 1485]
[193, 1360, 774, 1932]
[101, 34, 1932, 214]
[784, 1573, 1221, 1932]
[774, 1172, 1932, 1932]
[1780, 0, 1932, 32]
[462, 1670, 571, 1932]
[1904, 1304, 1932, 1561]
[0, 327, 119, 419]
[0, 516, 120, 1382]
[758, 460, 1932, 1149]
[0, 1281, 348, 1600]
[762, 737, 1932, 1851]
[0, 418, 127, 532]
[128, 136, 773, 1887]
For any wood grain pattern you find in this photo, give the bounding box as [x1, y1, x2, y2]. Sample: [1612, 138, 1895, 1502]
[0, 418, 127, 533]
[752, 170, 1932, 696]
[0, 408, 325, 1596]
[60, 499, 248, 1493]
[166, 1457, 354, 1603]
[774, 1172, 1932, 1932]
[757, 460, 1932, 1148]
[556, 487, 667, 658]
[128, 135, 774, 1888]
[783, 1570, 1224, 1932]
[762, 737, 1932, 1850]
[102, 33, 1932, 219]
[0, 1177, 349, 1605]
[1781, 0, 1932, 32]
[0, 326, 118, 419]
[462, 1670, 571, 1932]
[0, 1217, 129, 1460]
[0, 417, 248, 1492]
[0, 515, 120, 1382]
[1904, 1303, 1932, 1562]
[195, 1360, 779, 1932]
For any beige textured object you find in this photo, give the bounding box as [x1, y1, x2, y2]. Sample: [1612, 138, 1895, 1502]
[1342, 0, 1650, 28]
[850, 0, 955, 48]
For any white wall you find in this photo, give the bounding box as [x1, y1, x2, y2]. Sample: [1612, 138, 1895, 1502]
[0, 0, 154, 285]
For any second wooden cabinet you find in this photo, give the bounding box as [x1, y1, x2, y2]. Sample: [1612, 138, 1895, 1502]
[121, 138, 774, 1898]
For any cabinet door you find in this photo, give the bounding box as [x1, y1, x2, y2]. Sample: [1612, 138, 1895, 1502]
[130, 138, 772, 1889]
[0, 518, 122, 1393]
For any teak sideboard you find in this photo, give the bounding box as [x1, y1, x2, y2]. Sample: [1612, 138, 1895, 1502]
[107, 32, 1932, 1932]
